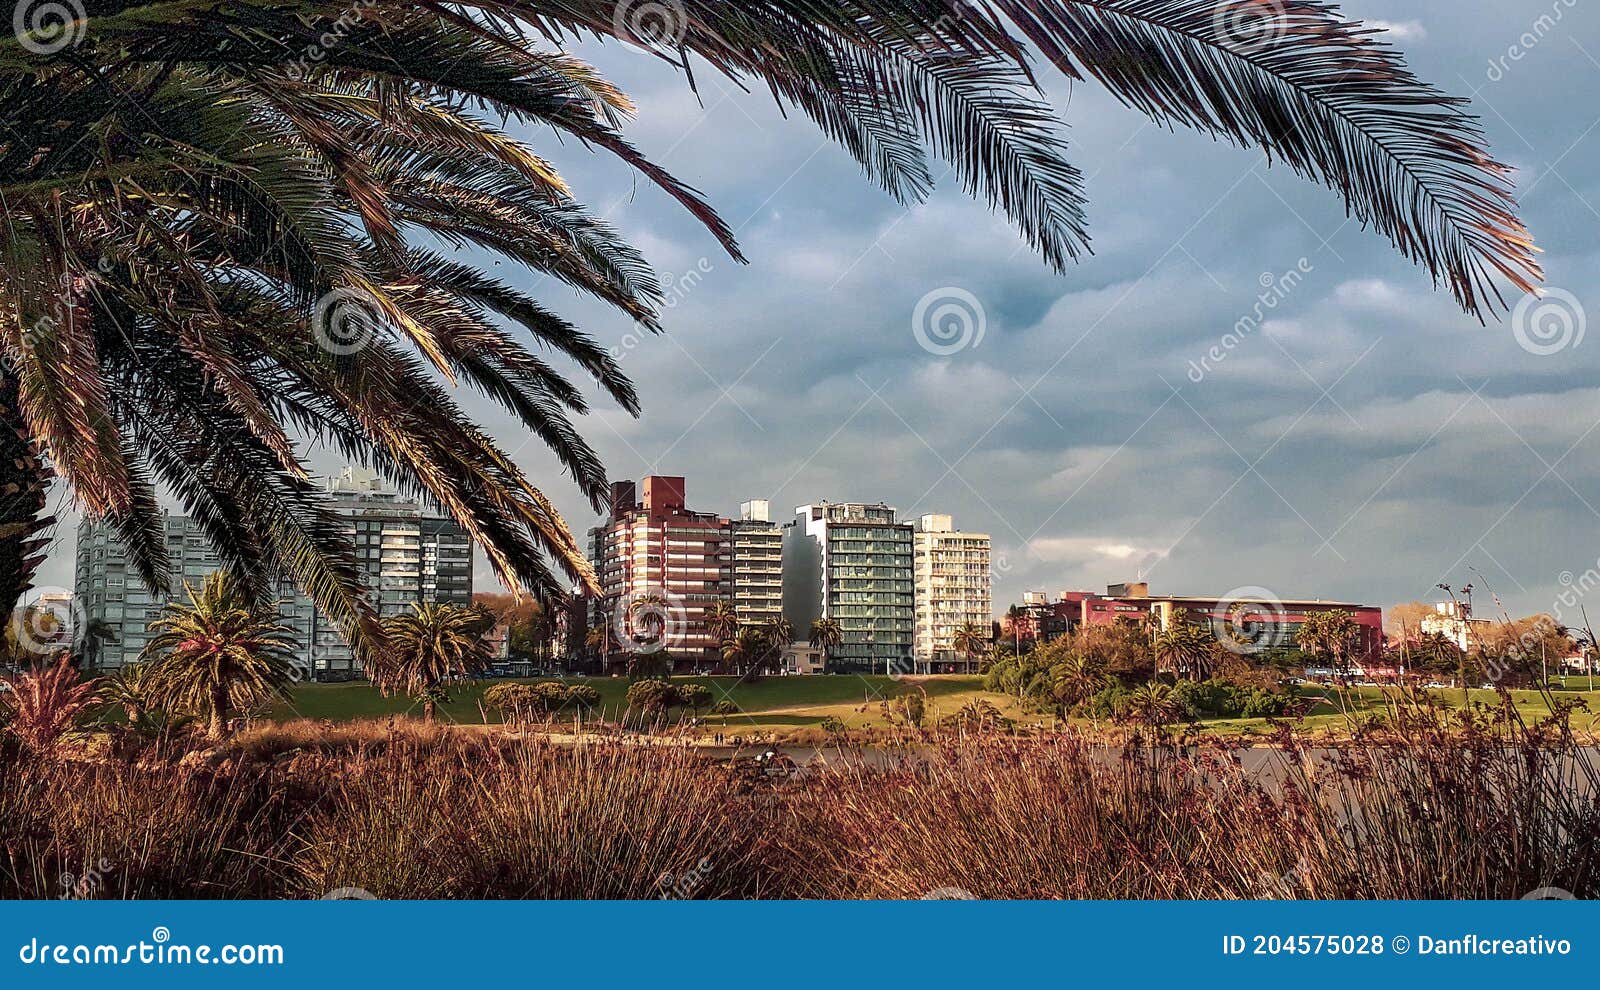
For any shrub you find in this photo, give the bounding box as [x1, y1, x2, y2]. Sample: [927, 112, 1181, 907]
[0, 656, 99, 753]
[677, 684, 713, 714]
[1071, 683, 1130, 721]
[625, 679, 678, 717]
[899, 693, 927, 728]
[564, 685, 601, 711]
[486, 681, 604, 724]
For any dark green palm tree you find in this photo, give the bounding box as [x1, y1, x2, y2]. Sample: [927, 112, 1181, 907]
[1154, 611, 1218, 682]
[97, 660, 160, 724]
[1121, 682, 1188, 730]
[705, 601, 741, 647]
[722, 626, 767, 676]
[3, 1, 1539, 650]
[809, 618, 843, 668]
[952, 621, 988, 674]
[374, 602, 496, 721]
[143, 572, 299, 740]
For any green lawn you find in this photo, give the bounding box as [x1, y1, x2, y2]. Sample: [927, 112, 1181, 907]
[271, 674, 1001, 729]
[270, 676, 1600, 739]
[1202, 684, 1600, 737]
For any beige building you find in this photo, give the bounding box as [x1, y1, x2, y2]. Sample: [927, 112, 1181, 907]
[912, 514, 992, 669]
[731, 500, 784, 627]
[1420, 600, 1492, 652]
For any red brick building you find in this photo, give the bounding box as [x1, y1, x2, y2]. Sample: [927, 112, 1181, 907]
[591, 476, 731, 670]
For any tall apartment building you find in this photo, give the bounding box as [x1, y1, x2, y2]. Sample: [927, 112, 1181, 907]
[730, 499, 783, 627]
[912, 514, 992, 670]
[783, 502, 914, 674]
[74, 469, 472, 673]
[590, 476, 731, 669]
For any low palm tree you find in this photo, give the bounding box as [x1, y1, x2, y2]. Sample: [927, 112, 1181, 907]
[0, 655, 99, 753]
[1121, 682, 1188, 731]
[143, 572, 298, 740]
[374, 603, 496, 721]
[759, 615, 795, 673]
[722, 626, 767, 676]
[952, 622, 989, 675]
[97, 661, 161, 724]
[1051, 654, 1108, 710]
[809, 618, 843, 670]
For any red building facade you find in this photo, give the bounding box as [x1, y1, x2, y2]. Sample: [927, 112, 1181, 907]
[1015, 583, 1384, 662]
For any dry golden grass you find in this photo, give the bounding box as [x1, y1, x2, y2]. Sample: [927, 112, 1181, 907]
[2, 695, 1596, 900]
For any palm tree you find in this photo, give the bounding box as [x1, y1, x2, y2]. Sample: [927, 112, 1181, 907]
[1154, 611, 1219, 682]
[143, 572, 299, 740]
[1051, 654, 1107, 710]
[74, 618, 120, 673]
[722, 626, 767, 676]
[705, 601, 741, 646]
[1121, 682, 1188, 731]
[2, 2, 1539, 634]
[952, 622, 989, 675]
[97, 661, 162, 725]
[809, 618, 844, 670]
[585, 624, 614, 664]
[375, 603, 496, 721]
[759, 615, 795, 672]
[0, 655, 99, 753]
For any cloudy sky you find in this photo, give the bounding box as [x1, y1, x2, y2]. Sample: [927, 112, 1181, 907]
[38, 0, 1600, 620]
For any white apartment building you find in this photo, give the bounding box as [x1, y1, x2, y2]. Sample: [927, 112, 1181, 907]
[913, 514, 992, 669]
[782, 502, 915, 674]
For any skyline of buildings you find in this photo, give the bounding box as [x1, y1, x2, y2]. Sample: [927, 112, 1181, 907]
[54, 465, 1409, 675]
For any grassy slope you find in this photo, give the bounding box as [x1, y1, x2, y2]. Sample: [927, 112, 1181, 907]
[271, 676, 1600, 738]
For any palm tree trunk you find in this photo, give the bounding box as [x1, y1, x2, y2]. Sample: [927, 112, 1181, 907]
[208, 681, 229, 740]
[0, 372, 54, 616]
[423, 697, 436, 722]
